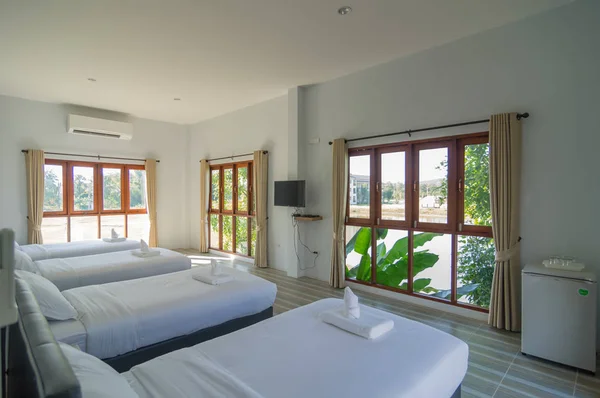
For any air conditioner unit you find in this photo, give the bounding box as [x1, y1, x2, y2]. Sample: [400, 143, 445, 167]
[67, 114, 133, 140]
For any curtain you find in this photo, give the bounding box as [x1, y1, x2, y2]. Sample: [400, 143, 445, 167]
[330, 139, 348, 288]
[199, 159, 209, 252]
[253, 151, 268, 268]
[488, 113, 522, 331]
[25, 149, 45, 244]
[145, 159, 158, 247]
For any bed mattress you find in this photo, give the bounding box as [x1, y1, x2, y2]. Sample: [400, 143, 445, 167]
[55, 267, 277, 359]
[36, 248, 191, 291]
[18, 239, 141, 261]
[49, 319, 87, 352]
[123, 298, 469, 398]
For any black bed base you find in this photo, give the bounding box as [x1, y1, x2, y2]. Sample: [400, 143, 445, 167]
[452, 384, 462, 398]
[103, 306, 273, 372]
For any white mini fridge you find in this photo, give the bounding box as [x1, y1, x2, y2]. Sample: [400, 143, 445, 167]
[522, 264, 597, 372]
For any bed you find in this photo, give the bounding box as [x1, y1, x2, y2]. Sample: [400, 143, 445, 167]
[122, 298, 468, 398]
[31, 248, 191, 290]
[16, 238, 141, 261]
[9, 281, 466, 398]
[49, 267, 277, 370]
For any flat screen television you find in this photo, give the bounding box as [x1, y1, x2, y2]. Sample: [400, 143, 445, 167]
[274, 180, 305, 207]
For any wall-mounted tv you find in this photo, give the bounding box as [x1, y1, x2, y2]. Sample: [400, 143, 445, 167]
[274, 180, 305, 207]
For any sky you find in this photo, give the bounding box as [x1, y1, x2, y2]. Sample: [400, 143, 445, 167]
[350, 148, 448, 182]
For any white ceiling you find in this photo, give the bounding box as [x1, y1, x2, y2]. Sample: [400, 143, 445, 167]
[0, 0, 571, 125]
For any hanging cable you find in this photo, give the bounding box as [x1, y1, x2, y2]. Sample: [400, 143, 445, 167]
[292, 208, 319, 270]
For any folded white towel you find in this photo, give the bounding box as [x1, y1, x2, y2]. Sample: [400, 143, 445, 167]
[131, 249, 160, 258]
[343, 287, 360, 319]
[102, 237, 126, 243]
[111, 228, 119, 239]
[320, 308, 394, 339]
[140, 239, 150, 252]
[210, 259, 223, 276]
[193, 273, 234, 285]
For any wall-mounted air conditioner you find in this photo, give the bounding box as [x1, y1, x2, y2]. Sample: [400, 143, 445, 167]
[67, 114, 133, 140]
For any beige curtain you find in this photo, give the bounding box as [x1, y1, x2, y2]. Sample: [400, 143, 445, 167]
[145, 159, 158, 247]
[488, 113, 522, 331]
[25, 149, 45, 244]
[330, 139, 348, 288]
[253, 151, 268, 268]
[199, 160, 209, 252]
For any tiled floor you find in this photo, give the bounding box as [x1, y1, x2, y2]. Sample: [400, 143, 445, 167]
[178, 250, 600, 398]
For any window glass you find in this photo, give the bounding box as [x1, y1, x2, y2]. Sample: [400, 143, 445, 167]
[222, 215, 233, 251]
[127, 214, 149, 241]
[412, 233, 452, 300]
[70, 216, 98, 241]
[211, 169, 220, 211]
[345, 226, 372, 282]
[237, 166, 248, 213]
[100, 215, 125, 238]
[103, 168, 122, 211]
[380, 152, 405, 221]
[349, 155, 370, 219]
[41, 217, 67, 243]
[44, 164, 64, 212]
[223, 168, 233, 211]
[463, 143, 491, 226]
[374, 228, 408, 290]
[418, 148, 448, 224]
[128, 169, 146, 209]
[457, 236, 494, 308]
[235, 217, 248, 255]
[73, 166, 95, 212]
[210, 214, 220, 249]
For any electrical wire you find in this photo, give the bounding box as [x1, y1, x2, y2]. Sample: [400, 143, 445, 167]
[292, 208, 319, 270]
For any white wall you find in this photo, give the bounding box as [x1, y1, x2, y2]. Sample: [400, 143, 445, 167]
[0, 95, 189, 249]
[300, 0, 600, 280]
[295, 0, 600, 336]
[188, 95, 292, 271]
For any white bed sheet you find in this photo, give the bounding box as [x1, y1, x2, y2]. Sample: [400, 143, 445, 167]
[59, 267, 277, 359]
[36, 248, 191, 291]
[124, 298, 469, 398]
[49, 319, 87, 352]
[19, 239, 141, 261]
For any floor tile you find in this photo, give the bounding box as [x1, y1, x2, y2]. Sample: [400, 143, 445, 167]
[177, 250, 600, 398]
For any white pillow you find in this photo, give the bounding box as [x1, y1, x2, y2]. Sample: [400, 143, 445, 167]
[59, 343, 139, 398]
[14, 241, 21, 250]
[14, 249, 40, 274]
[15, 270, 77, 321]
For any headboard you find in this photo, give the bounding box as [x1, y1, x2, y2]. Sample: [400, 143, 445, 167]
[7, 279, 81, 398]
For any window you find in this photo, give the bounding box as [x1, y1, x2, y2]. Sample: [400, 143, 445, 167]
[209, 162, 255, 257]
[42, 160, 148, 243]
[345, 133, 493, 311]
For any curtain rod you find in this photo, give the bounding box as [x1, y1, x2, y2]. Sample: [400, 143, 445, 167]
[202, 150, 268, 163]
[21, 150, 159, 163]
[328, 112, 530, 145]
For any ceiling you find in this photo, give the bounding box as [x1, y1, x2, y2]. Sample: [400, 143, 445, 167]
[0, 0, 571, 125]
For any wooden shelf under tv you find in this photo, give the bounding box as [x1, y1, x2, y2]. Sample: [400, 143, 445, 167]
[293, 216, 323, 221]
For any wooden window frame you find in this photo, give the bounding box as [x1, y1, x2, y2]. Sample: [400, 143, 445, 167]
[42, 159, 147, 242]
[42, 160, 68, 217]
[346, 148, 376, 226]
[209, 161, 254, 258]
[345, 132, 491, 314]
[99, 163, 125, 214]
[69, 161, 98, 216]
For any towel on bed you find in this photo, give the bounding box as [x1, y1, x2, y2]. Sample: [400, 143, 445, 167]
[193, 272, 234, 285]
[343, 287, 360, 319]
[103, 230, 126, 243]
[320, 307, 394, 339]
[132, 239, 160, 257]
